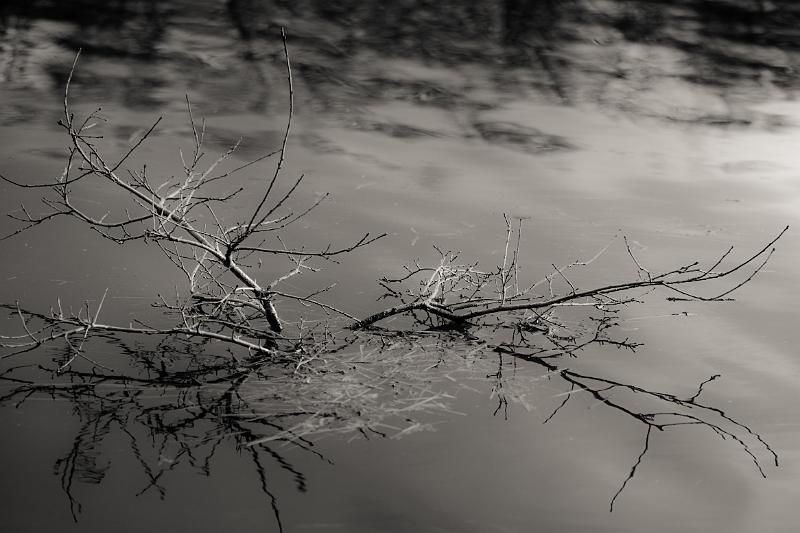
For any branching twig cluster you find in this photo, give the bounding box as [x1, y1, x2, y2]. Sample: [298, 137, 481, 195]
[358, 217, 787, 331]
[1, 31, 385, 360]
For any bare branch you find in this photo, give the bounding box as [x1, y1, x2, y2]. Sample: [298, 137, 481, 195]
[245, 28, 293, 233]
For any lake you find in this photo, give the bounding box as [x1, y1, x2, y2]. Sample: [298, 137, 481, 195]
[1, 1, 799, 532]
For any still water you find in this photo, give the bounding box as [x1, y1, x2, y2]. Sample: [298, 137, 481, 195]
[1, 1, 799, 531]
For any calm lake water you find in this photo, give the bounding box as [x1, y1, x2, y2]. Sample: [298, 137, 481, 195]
[2, 1, 800, 531]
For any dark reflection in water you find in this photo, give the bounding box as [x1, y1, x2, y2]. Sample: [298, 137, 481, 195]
[0, 313, 778, 530]
[1, 1, 167, 67]
[2, 1, 799, 122]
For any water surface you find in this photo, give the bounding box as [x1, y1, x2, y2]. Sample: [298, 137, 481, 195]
[1, 1, 799, 532]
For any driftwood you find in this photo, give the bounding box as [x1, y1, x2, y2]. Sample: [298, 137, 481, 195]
[0, 31, 787, 519]
[0, 31, 786, 361]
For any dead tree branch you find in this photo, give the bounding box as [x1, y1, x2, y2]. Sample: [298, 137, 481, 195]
[355, 222, 788, 329]
[1, 32, 386, 361]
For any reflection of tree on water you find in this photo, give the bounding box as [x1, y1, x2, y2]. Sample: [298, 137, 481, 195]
[2, 338, 314, 529]
[3, 1, 800, 129]
[0, 313, 778, 527]
[501, 0, 573, 103]
[218, 0, 800, 136]
[2, 1, 798, 79]
[1, 0, 170, 112]
[1, 0, 167, 62]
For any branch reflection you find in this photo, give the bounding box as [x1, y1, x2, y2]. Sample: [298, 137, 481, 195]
[0, 311, 778, 526]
